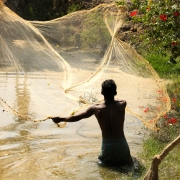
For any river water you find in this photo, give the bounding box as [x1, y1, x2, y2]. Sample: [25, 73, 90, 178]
[0, 74, 144, 180]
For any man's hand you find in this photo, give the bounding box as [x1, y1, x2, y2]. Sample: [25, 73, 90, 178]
[51, 117, 62, 124]
[51, 106, 94, 124]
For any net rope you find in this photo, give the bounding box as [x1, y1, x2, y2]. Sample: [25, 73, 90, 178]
[0, 3, 171, 130]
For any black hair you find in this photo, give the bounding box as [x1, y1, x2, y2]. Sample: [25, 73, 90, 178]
[101, 79, 117, 97]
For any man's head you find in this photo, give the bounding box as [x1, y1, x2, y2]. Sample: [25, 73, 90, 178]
[101, 79, 117, 98]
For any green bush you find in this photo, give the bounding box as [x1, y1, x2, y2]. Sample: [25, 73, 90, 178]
[131, 0, 180, 63]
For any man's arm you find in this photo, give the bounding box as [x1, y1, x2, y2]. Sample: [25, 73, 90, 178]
[51, 106, 95, 124]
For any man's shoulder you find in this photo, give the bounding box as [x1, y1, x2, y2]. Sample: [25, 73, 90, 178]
[86, 103, 103, 115]
[118, 100, 126, 103]
[93, 102, 105, 108]
[90, 102, 105, 110]
[117, 100, 127, 106]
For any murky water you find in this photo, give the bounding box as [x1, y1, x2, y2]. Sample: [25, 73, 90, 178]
[0, 74, 144, 180]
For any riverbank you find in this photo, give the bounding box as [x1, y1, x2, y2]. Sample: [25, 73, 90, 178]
[137, 52, 180, 179]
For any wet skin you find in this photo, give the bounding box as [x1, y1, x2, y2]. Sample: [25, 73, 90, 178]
[52, 97, 126, 139]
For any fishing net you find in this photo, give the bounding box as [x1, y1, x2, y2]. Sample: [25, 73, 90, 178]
[0, 3, 170, 130]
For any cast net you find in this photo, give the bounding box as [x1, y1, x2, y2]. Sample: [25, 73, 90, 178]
[0, 3, 170, 130]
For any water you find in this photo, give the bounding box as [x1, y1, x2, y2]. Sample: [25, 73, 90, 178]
[0, 74, 144, 180]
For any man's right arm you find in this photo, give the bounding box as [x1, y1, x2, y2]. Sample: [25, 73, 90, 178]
[51, 106, 95, 124]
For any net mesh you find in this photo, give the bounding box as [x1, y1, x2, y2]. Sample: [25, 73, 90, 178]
[0, 3, 170, 130]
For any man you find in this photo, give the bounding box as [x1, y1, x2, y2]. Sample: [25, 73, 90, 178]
[52, 79, 133, 166]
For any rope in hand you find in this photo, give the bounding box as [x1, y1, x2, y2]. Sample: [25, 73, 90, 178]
[0, 97, 54, 123]
[0, 89, 99, 128]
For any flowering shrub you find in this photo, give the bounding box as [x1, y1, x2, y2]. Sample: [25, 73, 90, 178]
[130, 10, 138, 17]
[167, 117, 177, 124]
[130, 0, 180, 63]
[155, 81, 180, 142]
[159, 14, 167, 21]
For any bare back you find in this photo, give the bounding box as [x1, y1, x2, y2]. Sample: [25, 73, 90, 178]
[93, 100, 126, 139]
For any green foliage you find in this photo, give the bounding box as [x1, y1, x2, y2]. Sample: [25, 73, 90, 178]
[81, 12, 111, 49]
[139, 74, 180, 179]
[67, 3, 80, 14]
[131, 0, 180, 63]
[131, 0, 146, 10]
[145, 53, 180, 77]
[18, 0, 55, 20]
[167, 79, 180, 115]
[17, 0, 79, 20]
[142, 137, 164, 158]
[126, 2, 180, 179]
[115, 0, 126, 6]
[154, 88, 180, 142]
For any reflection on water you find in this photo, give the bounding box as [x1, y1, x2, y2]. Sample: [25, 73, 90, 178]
[0, 75, 144, 180]
[15, 74, 30, 122]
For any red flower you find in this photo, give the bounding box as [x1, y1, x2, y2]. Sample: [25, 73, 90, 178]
[171, 118, 177, 124]
[168, 118, 177, 124]
[164, 114, 169, 119]
[130, 11, 138, 17]
[157, 90, 162, 93]
[144, 108, 149, 113]
[172, 97, 177, 103]
[174, 12, 180, 16]
[160, 14, 167, 21]
[157, 96, 168, 102]
[167, 119, 171, 124]
[171, 42, 177, 46]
